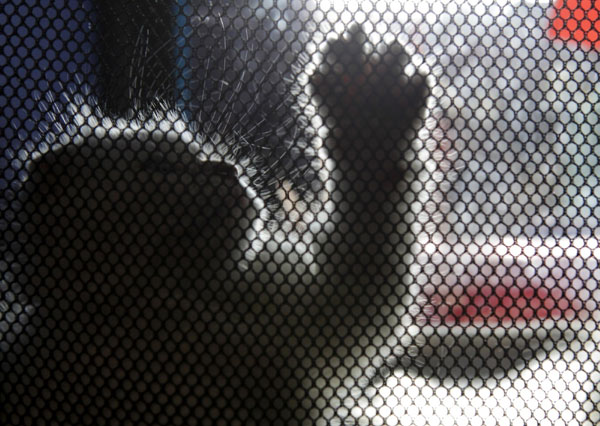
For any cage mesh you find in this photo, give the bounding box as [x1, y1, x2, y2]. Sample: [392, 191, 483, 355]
[2, 1, 600, 425]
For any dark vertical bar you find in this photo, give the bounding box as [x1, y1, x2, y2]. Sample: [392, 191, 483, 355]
[174, 0, 192, 117]
[95, 0, 176, 114]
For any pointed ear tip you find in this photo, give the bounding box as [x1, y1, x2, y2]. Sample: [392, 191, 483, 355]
[346, 23, 367, 40]
[347, 23, 362, 33]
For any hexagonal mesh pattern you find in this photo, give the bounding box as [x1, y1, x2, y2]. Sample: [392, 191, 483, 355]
[2, 1, 600, 425]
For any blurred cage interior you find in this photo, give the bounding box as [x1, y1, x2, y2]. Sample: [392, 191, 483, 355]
[1, 0, 600, 425]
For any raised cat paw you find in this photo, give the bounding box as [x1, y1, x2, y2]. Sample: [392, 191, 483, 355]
[313, 25, 429, 178]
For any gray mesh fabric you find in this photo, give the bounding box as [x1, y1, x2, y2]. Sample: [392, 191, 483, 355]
[1, 1, 600, 425]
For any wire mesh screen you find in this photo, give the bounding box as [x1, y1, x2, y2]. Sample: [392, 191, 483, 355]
[2, 0, 600, 425]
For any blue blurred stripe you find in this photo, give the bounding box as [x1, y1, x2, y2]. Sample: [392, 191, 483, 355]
[1, 0, 96, 183]
[174, 0, 192, 118]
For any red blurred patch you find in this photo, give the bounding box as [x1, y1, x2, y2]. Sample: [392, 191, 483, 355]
[437, 283, 583, 327]
[548, 0, 600, 50]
